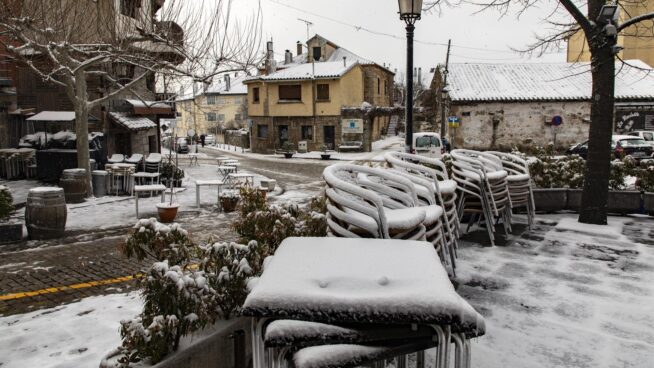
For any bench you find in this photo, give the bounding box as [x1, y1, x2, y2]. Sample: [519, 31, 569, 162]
[134, 184, 167, 218]
[195, 180, 224, 209]
[338, 141, 363, 152]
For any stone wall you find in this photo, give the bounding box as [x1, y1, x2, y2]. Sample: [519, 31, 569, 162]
[450, 100, 591, 150]
[250, 116, 344, 154]
[131, 128, 158, 156]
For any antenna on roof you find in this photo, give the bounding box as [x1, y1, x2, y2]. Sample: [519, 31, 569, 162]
[298, 18, 313, 41]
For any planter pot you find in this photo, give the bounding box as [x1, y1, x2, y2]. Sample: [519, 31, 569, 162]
[220, 197, 240, 213]
[532, 188, 567, 213]
[256, 188, 267, 200]
[566, 189, 582, 212]
[608, 190, 642, 215]
[320, 154, 331, 160]
[644, 192, 654, 216]
[156, 203, 179, 223]
[283, 153, 293, 159]
[0, 222, 23, 244]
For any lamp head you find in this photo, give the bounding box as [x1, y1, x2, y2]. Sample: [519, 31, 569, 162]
[398, 0, 423, 24]
[596, 4, 619, 24]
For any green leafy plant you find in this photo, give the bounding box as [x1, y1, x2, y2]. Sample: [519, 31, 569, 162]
[121, 218, 193, 266]
[0, 186, 13, 222]
[282, 141, 295, 153]
[160, 161, 185, 182]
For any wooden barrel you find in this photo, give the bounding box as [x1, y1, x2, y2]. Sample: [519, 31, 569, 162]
[60, 168, 87, 203]
[25, 187, 67, 240]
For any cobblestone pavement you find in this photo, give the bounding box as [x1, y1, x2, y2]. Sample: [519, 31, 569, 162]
[0, 150, 328, 316]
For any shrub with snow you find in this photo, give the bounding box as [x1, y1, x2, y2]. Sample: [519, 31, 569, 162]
[118, 261, 213, 365]
[121, 218, 192, 266]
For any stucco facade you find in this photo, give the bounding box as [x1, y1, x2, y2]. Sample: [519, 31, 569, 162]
[450, 101, 591, 150]
[176, 94, 247, 136]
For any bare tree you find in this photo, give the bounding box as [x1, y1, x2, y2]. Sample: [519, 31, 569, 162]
[428, 0, 654, 225]
[0, 0, 262, 195]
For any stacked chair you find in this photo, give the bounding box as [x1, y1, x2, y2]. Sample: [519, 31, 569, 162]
[144, 153, 162, 173]
[107, 154, 125, 164]
[384, 152, 460, 276]
[487, 151, 536, 228]
[450, 149, 511, 246]
[125, 153, 144, 170]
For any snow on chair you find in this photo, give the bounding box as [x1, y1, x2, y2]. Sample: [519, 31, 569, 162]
[144, 153, 162, 173]
[450, 150, 511, 246]
[385, 152, 460, 267]
[124, 153, 144, 170]
[323, 163, 426, 240]
[107, 153, 125, 164]
[486, 151, 536, 228]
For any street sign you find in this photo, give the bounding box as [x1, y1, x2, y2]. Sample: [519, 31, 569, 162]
[341, 119, 364, 134]
[187, 129, 195, 137]
[448, 116, 460, 128]
[551, 115, 563, 126]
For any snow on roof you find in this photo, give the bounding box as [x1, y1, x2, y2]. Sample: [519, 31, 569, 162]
[447, 60, 654, 102]
[27, 111, 75, 121]
[108, 112, 157, 131]
[245, 60, 359, 83]
[125, 99, 172, 109]
[204, 74, 248, 95]
[242, 237, 485, 330]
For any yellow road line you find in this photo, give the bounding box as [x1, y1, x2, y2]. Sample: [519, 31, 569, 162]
[0, 264, 201, 301]
[0, 273, 143, 301]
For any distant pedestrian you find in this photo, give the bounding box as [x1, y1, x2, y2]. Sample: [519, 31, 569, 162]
[200, 134, 205, 148]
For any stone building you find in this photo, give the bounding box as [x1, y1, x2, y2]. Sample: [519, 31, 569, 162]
[175, 73, 248, 138]
[432, 61, 654, 151]
[244, 35, 394, 153]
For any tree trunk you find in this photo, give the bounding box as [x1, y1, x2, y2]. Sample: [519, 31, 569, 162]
[74, 72, 93, 197]
[578, 46, 615, 225]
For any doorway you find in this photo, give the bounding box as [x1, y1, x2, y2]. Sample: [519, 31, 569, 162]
[115, 133, 131, 155]
[278, 125, 289, 147]
[323, 126, 335, 150]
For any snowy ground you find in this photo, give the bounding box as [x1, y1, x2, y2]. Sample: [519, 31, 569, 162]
[205, 135, 404, 163]
[2, 214, 653, 367]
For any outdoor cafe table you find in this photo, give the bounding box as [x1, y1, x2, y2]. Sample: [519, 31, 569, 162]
[242, 237, 485, 368]
[227, 172, 254, 188]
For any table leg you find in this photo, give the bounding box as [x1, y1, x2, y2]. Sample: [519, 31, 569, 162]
[196, 184, 200, 207]
[217, 185, 222, 211]
[135, 193, 139, 218]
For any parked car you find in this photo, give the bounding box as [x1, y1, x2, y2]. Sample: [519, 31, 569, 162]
[204, 134, 216, 145]
[412, 132, 443, 159]
[175, 137, 189, 153]
[566, 135, 653, 160]
[627, 130, 654, 147]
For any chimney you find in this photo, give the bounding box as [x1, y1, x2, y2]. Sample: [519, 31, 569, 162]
[285, 49, 293, 64]
[297, 41, 303, 57]
[418, 67, 422, 85]
[235, 72, 239, 77]
[224, 74, 231, 91]
[343, 56, 346, 67]
[266, 40, 276, 74]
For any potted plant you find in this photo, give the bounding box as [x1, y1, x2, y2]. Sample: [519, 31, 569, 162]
[320, 144, 331, 160]
[0, 186, 22, 244]
[282, 141, 295, 159]
[219, 190, 240, 213]
[160, 161, 185, 188]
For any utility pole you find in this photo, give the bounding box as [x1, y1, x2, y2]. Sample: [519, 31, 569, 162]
[439, 39, 451, 142]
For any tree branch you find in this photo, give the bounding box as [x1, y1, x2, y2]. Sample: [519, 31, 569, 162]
[618, 11, 654, 32]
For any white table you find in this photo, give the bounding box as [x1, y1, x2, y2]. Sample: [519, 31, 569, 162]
[242, 237, 485, 368]
[227, 173, 254, 188]
[134, 184, 167, 217]
[195, 180, 224, 209]
[217, 165, 237, 181]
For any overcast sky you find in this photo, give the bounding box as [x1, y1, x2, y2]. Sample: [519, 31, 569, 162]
[231, 0, 570, 81]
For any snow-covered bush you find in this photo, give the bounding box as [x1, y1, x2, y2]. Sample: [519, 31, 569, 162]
[121, 218, 192, 266]
[528, 145, 585, 189]
[233, 188, 327, 256]
[199, 241, 261, 318]
[119, 261, 213, 365]
[0, 186, 13, 222]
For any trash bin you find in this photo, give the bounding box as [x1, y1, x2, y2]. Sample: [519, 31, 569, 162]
[92, 170, 109, 197]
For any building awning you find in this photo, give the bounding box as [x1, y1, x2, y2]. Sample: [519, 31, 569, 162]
[27, 111, 75, 122]
[125, 99, 173, 115]
[109, 112, 157, 131]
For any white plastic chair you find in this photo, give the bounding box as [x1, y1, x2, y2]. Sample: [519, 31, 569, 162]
[487, 151, 535, 228]
[125, 153, 144, 170]
[107, 154, 125, 164]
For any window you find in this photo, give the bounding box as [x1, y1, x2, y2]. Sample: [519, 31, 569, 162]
[235, 114, 241, 121]
[206, 112, 217, 121]
[207, 95, 216, 105]
[317, 84, 330, 100]
[384, 80, 388, 96]
[257, 124, 269, 139]
[279, 85, 302, 101]
[120, 0, 141, 18]
[253, 87, 260, 103]
[216, 97, 227, 105]
[301, 126, 313, 140]
[218, 114, 225, 122]
[377, 78, 381, 95]
[313, 47, 321, 61]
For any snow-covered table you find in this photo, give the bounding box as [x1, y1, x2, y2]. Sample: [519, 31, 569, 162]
[242, 237, 485, 368]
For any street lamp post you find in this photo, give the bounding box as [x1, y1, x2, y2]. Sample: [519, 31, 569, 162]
[440, 85, 449, 144]
[398, 0, 422, 153]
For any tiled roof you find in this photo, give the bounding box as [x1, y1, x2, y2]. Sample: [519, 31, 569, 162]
[244, 60, 359, 82]
[447, 60, 654, 102]
[27, 111, 75, 121]
[109, 112, 157, 131]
